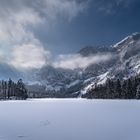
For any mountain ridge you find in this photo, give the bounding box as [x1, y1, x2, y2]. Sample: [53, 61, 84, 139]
[0, 32, 140, 98]
[27, 32, 140, 97]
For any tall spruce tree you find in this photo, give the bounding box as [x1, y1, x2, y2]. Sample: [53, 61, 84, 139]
[125, 79, 133, 99]
[8, 78, 12, 99]
[115, 79, 122, 98]
[136, 85, 140, 99]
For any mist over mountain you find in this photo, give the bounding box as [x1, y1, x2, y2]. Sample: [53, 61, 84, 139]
[27, 32, 140, 97]
[1, 32, 140, 97]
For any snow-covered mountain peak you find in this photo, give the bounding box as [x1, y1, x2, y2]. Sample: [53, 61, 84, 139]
[113, 32, 140, 51]
[131, 32, 140, 40]
[25, 32, 140, 97]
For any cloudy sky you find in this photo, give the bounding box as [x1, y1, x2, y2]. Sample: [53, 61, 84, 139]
[0, 0, 140, 70]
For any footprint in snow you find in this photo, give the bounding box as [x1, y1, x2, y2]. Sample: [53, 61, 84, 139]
[17, 135, 28, 139]
[39, 120, 51, 127]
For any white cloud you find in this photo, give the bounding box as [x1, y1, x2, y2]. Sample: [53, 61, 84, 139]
[0, 3, 46, 69]
[0, 0, 89, 70]
[0, 51, 5, 63]
[10, 44, 50, 69]
[0, 6, 42, 44]
[41, 0, 89, 21]
[53, 53, 112, 70]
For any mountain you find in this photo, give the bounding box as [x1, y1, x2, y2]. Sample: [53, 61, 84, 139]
[81, 32, 140, 94]
[111, 32, 140, 76]
[27, 66, 83, 97]
[78, 46, 111, 56]
[27, 32, 140, 97]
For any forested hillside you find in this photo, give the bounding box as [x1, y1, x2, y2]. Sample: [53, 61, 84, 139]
[82, 74, 140, 99]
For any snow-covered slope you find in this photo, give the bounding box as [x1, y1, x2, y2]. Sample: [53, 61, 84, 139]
[28, 32, 140, 97]
[1, 99, 140, 140]
[82, 33, 140, 94]
[111, 32, 140, 76]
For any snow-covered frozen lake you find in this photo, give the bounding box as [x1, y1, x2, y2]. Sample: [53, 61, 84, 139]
[0, 99, 140, 140]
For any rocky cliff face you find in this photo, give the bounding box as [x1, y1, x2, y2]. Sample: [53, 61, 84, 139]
[27, 33, 140, 97]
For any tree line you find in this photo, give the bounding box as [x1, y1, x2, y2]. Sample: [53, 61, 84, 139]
[0, 79, 28, 100]
[82, 74, 140, 99]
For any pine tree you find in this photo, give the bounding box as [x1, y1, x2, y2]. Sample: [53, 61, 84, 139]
[121, 80, 127, 99]
[8, 78, 12, 99]
[4, 81, 7, 99]
[16, 79, 28, 99]
[131, 77, 138, 97]
[106, 78, 114, 98]
[136, 85, 140, 99]
[126, 79, 133, 99]
[115, 79, 122, 98]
